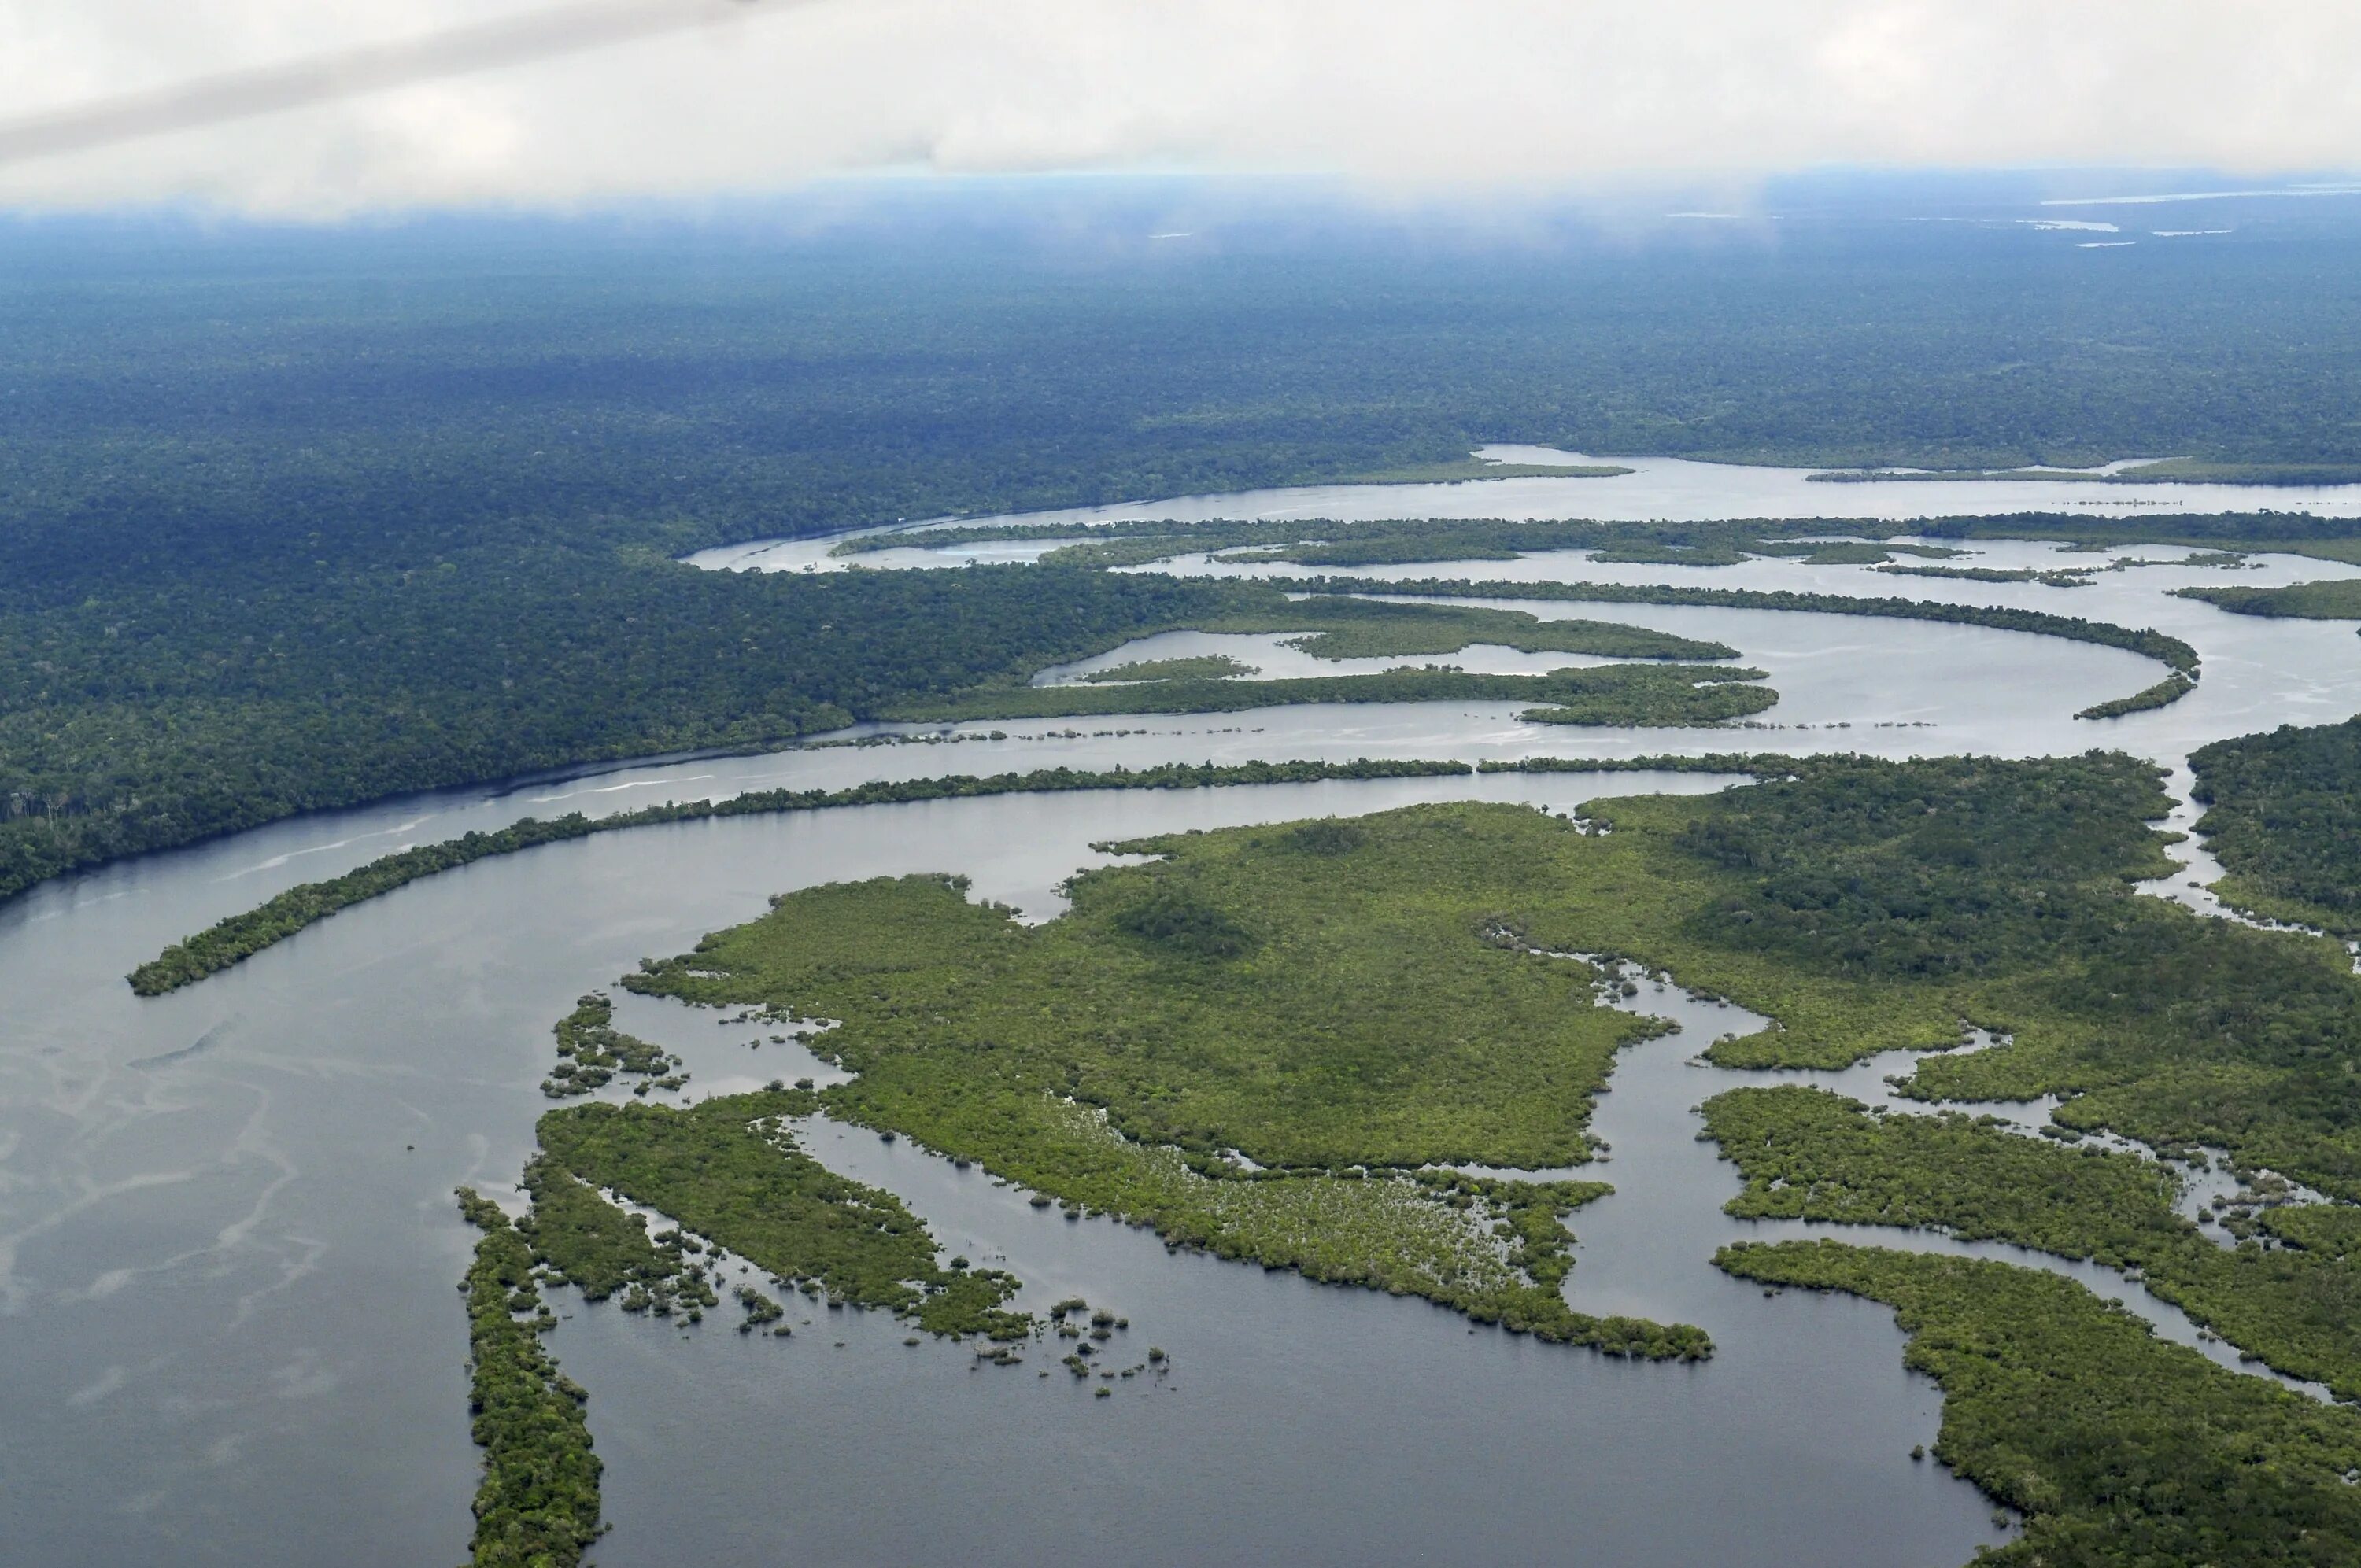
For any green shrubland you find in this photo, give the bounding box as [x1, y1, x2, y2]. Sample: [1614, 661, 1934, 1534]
[1703, 1087, 2361, 1396]
[2190, 718, 2361, 935]
[622, 815, 1713, 1358]
[454, 1189, 602, 1567]
[1718, 1241, 2361, 1566]
[536, 1090, 1032, 1340]
[881, 662, 1773, 725]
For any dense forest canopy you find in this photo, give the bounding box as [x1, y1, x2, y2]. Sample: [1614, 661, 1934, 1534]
[2191, 717, 2361, 934]
[6, 183, 2361, 901]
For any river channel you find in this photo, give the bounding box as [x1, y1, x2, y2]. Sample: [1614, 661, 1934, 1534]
[8, 466, 2361, 1564]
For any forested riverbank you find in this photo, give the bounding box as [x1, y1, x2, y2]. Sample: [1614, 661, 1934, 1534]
[10, 207, 2361, 908]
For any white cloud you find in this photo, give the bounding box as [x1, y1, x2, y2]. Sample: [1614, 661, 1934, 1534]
[2, 0, 2358, 217]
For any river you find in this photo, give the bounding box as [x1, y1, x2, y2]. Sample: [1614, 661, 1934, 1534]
[6, 465, 2361, 1564]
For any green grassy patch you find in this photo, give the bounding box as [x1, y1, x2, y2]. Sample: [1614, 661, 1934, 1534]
[124, 757, 1482, 996]
[621, 815, 1714, 1357]
[1876, 563, 2093, 587]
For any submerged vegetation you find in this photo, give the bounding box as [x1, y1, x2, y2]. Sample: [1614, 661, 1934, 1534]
[2190, 718, 2361, 935]
[1718, 1241, 2361, 1566]
[455, 1188, 602, 1568]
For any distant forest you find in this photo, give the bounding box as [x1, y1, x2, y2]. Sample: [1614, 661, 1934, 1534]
[6, 194, 2361, 900]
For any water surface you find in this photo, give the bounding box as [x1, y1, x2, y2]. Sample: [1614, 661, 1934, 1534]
[9, 485, 2361, 1565]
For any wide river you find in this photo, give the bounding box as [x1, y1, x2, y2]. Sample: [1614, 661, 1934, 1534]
[9, 459, 2361, 1565]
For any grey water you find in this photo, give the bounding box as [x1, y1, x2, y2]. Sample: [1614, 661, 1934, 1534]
[684, 445, 2361, 574]
[10, 485, 2361, 1562]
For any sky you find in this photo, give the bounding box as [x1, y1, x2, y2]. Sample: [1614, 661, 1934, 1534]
[4, 0, 2359, 218]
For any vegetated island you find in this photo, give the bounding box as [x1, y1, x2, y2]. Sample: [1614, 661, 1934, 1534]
[1283, 576, 2200, 714]
[2073, 673, 2197, 721]
[881, 662, 1772, 726]
[455, 1188, 602, 1568]
[1702, 1084, 2361, 1396]
[1177, 597, 1740, 661]
[456, 1095, 1033, 1566]
[1077, 655, 1262, 683]
[1873, 562, 2096, 588]
[1065, 752, 2361, 1219]
[501, 749, 2361, 1556]
[1717, 1241, 2361, 1565]
[2189, 716, 2361, 937]
[2178, 576, 2361, 622]
[604, 820, 1711, 1357]
[834, 516, 1964, 570]
[124, 755, 1750, 998]
[838, 510, 2361, 570]
[1287, 575, 2199, 670]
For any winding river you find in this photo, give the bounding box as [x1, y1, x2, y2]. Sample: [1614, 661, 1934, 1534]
[9, 463, 2361, 1564]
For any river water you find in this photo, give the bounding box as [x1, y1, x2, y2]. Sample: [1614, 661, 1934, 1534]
[8, 465, 2361, 1565]
[685, 446, 2361, 574]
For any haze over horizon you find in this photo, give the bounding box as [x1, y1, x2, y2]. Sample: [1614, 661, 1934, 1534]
[6, 0, 2360, 218]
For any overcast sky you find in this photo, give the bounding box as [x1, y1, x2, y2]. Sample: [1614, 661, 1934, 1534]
[4, 0, 2358, 217]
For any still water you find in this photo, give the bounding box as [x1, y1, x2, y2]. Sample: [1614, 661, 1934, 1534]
[8, 477, 2361, 1563]
[685, 446, 2361, 574]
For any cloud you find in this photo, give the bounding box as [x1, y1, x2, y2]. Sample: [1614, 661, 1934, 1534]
[2, 0, 2358, 217]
